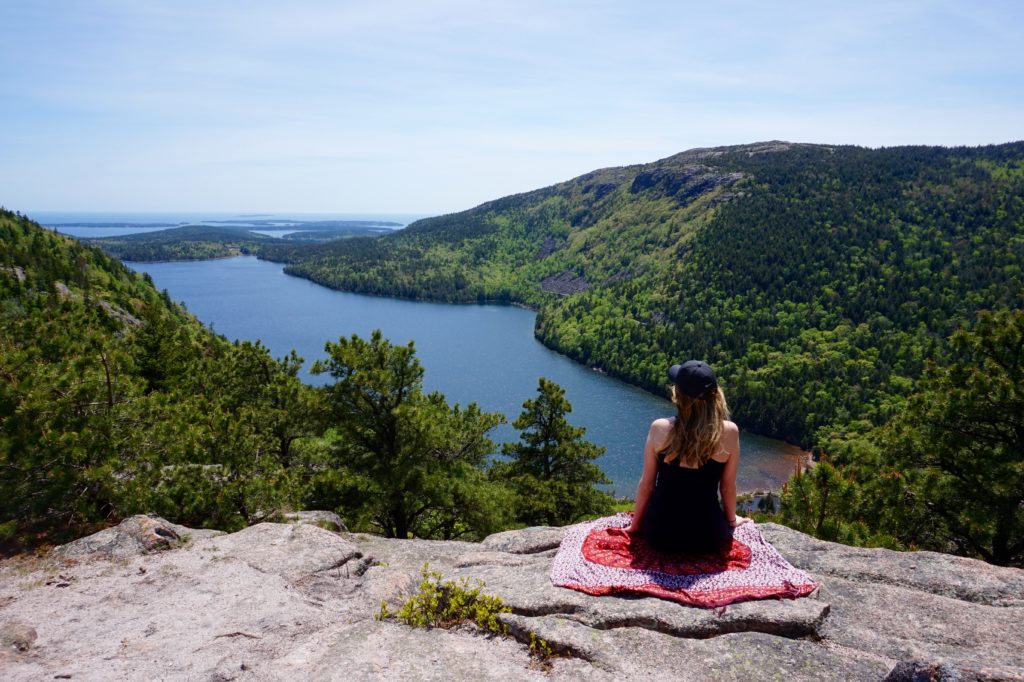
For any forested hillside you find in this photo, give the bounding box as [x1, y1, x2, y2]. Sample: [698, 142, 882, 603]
[0, 210, 318, 540]
[262, 142, 1024, 450]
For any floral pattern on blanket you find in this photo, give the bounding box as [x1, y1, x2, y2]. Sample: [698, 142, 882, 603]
[551, 513, 817, 608]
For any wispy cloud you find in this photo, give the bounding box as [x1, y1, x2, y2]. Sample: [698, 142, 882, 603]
[2, 0, 1021, 212]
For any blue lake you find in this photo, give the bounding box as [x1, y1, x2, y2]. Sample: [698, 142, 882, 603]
[124, 255, 805, 497]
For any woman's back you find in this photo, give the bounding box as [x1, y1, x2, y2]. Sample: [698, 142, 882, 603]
[654, 456, 725, 503]
[641, 456, 731, 553]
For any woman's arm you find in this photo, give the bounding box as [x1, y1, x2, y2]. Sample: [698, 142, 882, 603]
[625, 418, 671, 534]
[719, 421, 743, 526]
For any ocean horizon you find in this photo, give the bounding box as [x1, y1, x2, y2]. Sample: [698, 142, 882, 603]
[26, 210, 431, 229]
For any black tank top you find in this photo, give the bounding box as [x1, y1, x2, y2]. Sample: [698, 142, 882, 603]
[640, 456, 731, 553]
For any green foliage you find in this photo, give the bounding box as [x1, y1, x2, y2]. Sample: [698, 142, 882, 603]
[492, 378, 614, 526]
[778, 460, 883, 547]
[312, 330, 511, 539]
[541, 144, 1024, 448]
[780, 309, 1024, 565]
[378, 564, 510, 635]
[882, 308, 1024, 564]
[377, 564, 563, 666]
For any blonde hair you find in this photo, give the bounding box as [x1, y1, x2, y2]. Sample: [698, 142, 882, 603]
[661, 385, 730, 467]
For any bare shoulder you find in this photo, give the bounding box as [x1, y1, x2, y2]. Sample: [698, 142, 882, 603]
[649, 417, 674, 438]
[646, 417, 673, 456]
[716, 420, 740, 461]
[647, 411, 671, 428]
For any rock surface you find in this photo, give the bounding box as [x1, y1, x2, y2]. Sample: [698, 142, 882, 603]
[1, 519, 1021, 681]
[540, 270, 590, 296]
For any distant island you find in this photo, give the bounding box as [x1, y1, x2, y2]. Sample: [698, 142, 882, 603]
[48, 217, 403, 230]
[47, 221, 182, 229]
[74, 219, 402, 261]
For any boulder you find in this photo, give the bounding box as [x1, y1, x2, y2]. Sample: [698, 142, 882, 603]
[201, 522, 369, 582]
[482, 526, 565, 554]
[53, 514, 222, 558]
[0, 621, 37, 652]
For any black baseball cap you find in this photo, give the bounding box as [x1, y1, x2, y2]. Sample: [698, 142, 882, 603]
[668, 360, 717, 398]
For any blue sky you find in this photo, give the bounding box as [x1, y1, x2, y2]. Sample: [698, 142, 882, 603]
[2, 0, 1022, 214]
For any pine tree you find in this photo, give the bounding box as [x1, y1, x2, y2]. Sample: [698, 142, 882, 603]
[312, 330, 508, 538]
[780, 308, 1024, 566]
[885, 308, 1024, 565]
[494, 378, 613, 526]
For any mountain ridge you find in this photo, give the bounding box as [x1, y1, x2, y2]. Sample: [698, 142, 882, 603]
[256, 140, 1024, 447]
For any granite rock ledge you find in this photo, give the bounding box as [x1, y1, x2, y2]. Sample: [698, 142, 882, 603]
[1, 516, 1021, 681]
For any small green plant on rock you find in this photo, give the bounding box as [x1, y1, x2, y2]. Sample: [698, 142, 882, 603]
[376, 563, 510, 635]
[528, 630, 553, 660]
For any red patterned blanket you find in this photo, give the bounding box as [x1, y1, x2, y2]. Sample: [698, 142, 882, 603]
[550, 513, 817, 609]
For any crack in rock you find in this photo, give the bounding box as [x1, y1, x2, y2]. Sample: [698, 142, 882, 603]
[314, 553, 371, 578]
[499, 613, 599, 665]
[508, 601, 830, 642]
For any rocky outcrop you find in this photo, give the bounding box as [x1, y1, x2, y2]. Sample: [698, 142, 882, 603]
[668, 141, 795, 161]
[1, 518, 1022, 680]
[629, 165, 744, 206]
[0, 265, 25, 282]
[53, 514, 223, 558]
[540, 270, 590, 295]
[97, 299, 143, 327]
[536, 236, 564, 260]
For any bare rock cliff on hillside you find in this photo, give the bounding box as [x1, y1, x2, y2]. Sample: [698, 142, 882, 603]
[1, 516, 1022, 681]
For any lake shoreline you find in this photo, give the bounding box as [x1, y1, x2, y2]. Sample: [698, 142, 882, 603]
[268, 255, 809, 452]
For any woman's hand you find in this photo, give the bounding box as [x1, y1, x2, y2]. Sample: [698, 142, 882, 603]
[728, 515, 751, 528]
[607, 526, 637, 537]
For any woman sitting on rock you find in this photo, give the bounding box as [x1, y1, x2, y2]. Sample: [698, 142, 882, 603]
[621, 360, 748, 552]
